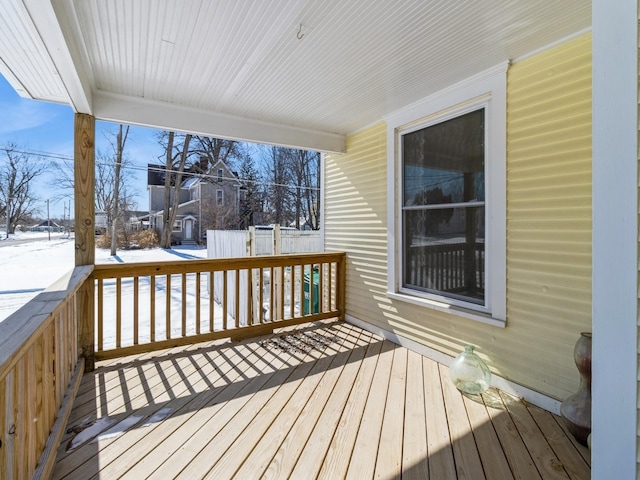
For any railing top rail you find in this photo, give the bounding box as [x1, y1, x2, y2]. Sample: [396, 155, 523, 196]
[93, 251, 346, 279]
[0, 265, 93, 381]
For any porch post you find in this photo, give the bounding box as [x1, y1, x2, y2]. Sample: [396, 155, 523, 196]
[74, 113, 96, 372]
[592, 0, 638, 477]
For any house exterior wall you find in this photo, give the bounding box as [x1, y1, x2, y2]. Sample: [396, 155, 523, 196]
[324, 32, 592, 401]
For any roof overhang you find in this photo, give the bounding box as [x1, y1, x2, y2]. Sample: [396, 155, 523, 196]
[0, 0, 591, 153]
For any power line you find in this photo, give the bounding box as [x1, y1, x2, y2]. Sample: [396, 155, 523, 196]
[4, 148, 320, 192]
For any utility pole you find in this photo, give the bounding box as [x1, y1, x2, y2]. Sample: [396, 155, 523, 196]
[5, 194, 11, 240]
[47, 199, 50, 241]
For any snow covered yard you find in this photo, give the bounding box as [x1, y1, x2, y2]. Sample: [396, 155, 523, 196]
[0, 232, 208, 323]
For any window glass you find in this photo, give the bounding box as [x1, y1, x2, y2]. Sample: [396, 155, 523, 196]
[401, 108, 485, 305]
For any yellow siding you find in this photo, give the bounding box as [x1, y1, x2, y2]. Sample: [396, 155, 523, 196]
[637, 1, 640, 474]
[324, 32, 592, 400]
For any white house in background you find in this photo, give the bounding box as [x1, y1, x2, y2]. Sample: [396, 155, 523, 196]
[147, 160, 244, 243]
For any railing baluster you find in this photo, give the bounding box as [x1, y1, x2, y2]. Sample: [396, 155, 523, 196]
[290, 265, 295, 319]
[223, 271, 228, 331]
[116, 277, 122, 349]
[279, 266, 285, 321]
[166, 274, 171, 340]
[248, 267, 254, 326]
[235, 269, 240, 329]
[299, 264, 305, 316]
[270, 266, 275, 322]
[209, 271, 215, 332]
[319, 263, 324, 312]
[133, 276, 139, 345]
[258, 268, 264, 324]
[150, 275, 156, 343]
[97, 278, 104, 352]
[196, 272, 201, 335]
[181, 273, 187, 337]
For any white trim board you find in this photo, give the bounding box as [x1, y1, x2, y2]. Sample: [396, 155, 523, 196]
[345, 314, 562, 415]
[92, 90, 345, 154]
[591, 0, 639, 477]
[385, 63, 507, 323]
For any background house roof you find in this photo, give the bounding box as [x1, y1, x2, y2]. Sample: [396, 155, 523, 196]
[0, 0, 590, 152]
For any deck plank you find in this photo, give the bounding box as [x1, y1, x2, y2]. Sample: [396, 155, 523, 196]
[53, 320, 590, 480]
[258, 327, 369, 479]
[461, 392, 515, 480]
[316, 336, 383, 479]
[122, 342, 305, 479]
[482, 389, 543, 480]
[234, 335, 375, 479]
[344, 341, 395, 480]
[499, 390, 571, 480]
[373, 346, 407, 480]
[261, 327, 371, 479]
[157, 323, 358, 479]
[423, 357, 457, 479]
[401, 350, 429, 480]
[527, 404, 591, 480]
[57, 339, 276, 479]
[202, 326, 363, 478]
[53, 343, 229, 478]
[439, 363, 486, 480]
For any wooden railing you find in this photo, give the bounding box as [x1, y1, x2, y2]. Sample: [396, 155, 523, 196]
[93, 252, 346, 360]
[0, 266, 91, 480]
[406, 243, 485, 295]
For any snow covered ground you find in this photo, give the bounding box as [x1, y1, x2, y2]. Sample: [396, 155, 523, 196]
[0, 231, 208, 323]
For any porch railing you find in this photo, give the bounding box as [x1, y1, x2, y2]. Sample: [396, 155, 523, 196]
[93, 252, 346, 360]
[0, 266, 91, 479]
[406, 243, 485, 295]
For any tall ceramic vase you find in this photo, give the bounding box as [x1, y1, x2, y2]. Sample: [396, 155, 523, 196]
[560, 332, 591, 446]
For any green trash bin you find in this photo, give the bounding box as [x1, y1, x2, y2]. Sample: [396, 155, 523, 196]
[303, 268, 320, 314]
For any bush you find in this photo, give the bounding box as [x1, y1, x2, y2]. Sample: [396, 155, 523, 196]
[95, 229, 159, 250]
[131, 229, 159, 249]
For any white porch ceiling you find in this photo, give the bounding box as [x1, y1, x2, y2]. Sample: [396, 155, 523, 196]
[0, 0, 590, 152]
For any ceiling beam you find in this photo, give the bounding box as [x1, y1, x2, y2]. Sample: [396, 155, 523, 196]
[93, 90, 346, 154]
[22, 0, 92, 113]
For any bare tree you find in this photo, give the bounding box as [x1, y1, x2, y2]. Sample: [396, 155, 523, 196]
[159, 132, 193, 249]
[0, 144, 47, 237]
[288, 149, 320, 229]
[262, 146, 292, 226]
[192, 136, 244, 171]
[109, 124, 130, 255]
[53, 126, 137, 248]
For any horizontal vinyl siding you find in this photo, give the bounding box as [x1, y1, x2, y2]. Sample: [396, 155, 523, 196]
[324, 32, 592, 401]
[506, 32, 592, 397]
[325, 123, 391, 324]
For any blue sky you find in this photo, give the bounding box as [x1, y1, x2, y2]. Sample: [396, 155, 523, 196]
[0, 74, 161, 217]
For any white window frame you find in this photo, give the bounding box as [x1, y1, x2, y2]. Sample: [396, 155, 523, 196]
[172, 220, 182, 232]
[216, 189, 224, 206]
[385, 63, 507, 326]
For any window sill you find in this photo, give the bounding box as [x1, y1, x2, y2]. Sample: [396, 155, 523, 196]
[386, 291, 506, 328]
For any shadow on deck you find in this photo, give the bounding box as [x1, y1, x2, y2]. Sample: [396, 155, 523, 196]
[52, 320, 590, 479]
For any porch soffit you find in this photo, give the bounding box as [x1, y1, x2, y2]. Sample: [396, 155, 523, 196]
[0, 0, 590, 152]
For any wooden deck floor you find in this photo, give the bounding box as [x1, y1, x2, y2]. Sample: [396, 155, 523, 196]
[52, 320, 590, 479]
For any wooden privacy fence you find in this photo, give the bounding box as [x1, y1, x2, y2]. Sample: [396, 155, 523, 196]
[93, 252, 346, 360]
[0, 266, 91, 480]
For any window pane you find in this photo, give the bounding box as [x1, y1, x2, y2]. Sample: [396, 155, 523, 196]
[403, 206, 485, 304]
[403, 109, 484, 206]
